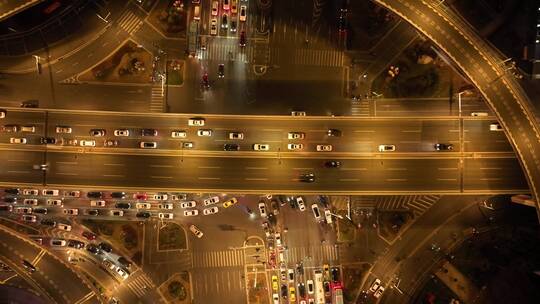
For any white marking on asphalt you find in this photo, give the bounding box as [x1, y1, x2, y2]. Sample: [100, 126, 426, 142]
[104, 163, 124, 166]
[56, 172, 78, 175]
[480, 178, 502, 181]
[150, 176, 173, 179]
[7, 159, 29, 162]
[437, 178, 457, 181]
[7, 170, 29, 174]
[386, 168, 407, 171]
[340, 168, 367, 171]
[198, 177, 221, 180]
[245, 178, 268, 181]
[55, 69, 63, 74]
[198, 166, 221, 169]
[150, 165, 173, 168]
[56, 161, 78, 165]
[245, 167, 267, 170]
[480, 168, 501, 170]
[386, 179, 407, 182]
[438, 168, 458, 170]
[103, 174, 124, 177]
[354, 130, 375, 133]
[292, 168, 314, 170]
[401, 130, 421, 133]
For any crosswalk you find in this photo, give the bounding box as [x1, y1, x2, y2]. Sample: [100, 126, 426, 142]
[192, 250, 245, 268]
[150, 86, 163, 112]
[199, 41, 254, 63]
[287, 245, 338, 263]
[117, 11, 143, 35]
[293, 48, 344, 67]
[126, 274, 155, 297]
[405, 195, 440, 217]
[375, 195, 440, 217]
[351, 99, 370, 116]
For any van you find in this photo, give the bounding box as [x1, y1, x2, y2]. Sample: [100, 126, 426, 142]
[471, 112, 488, 117]
[193, 4, 200, 20]
[140, 142, 157, 149]
[21, 126, 36, 133]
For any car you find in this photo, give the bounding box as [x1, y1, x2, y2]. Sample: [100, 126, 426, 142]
[40, 219, 56, 227]
[47, 199, 63, 207]
[14, 207, 32, 214]
[62, 138, 78, 146]
[180, 201, 197, 208]
[299, 173, 315, 183]
[82, 231, 97, 240]
[203, 206, 219, 215]
[10, 138, 26, 144]
[188, 118, 205, 126]
[223, 197, 238, 208]
[211, 0, 218, 15]
[331, 267, 340, 283]
[80, 140, 95, 147]
[197, 129, 212, 136]
[110, 210, 124, 217]
[316, 144, 333, 151]
[324, 160, 341, 168]
[291, 111, 306, 116]
[0, 204, 13, 212]
[21, 215, 37, 222]
[111, 192, 126, 199]
[20, 126, 36, 134]
[224, 143, 239, 151]
[104, 139, 119, 147]
[295, 197, 306, 211]
[323, 264, 330, 277]
[221, 13, 228, 28]
[0, 109, 5, 118]
[288, 132, 305, 139]
[40, 137, 56, 144]
[158, 213, 174, 219]
[231, 0, 238, 13]
[253, 143, 269, 151]
[22, 199, 38, 207]
[323, 281, 331, 296]
[55, 126, 72, 133]
[210, 18, 218, 35]
[373, 286, 385, 298]
[86, 244, 101, 255]
[193, 4, 200, 20]
[171, 130, 187, 138]
[57, 223, 72, 231]
[90, 129, 106, 137]
[153, 194, 168, 200]
[471, 112, 488, 117]
[87, 191, 103, 198]
[289, 287, 296, 302]
[272, 275, 279, 291]
[258, 202, 267, 217]
[287, 143, 303, 151]
[63, 208, 79, 216]
[311, 204, 322, 221]
[33, 207, 47, 214]
[102, 259, 116, 271]
[324, 209, 333, 224]
[68, 239, 85, 249]
[170, 193, 187, 201]
[298, 282, 306, 298]
[489, 122, 503, 131]
[189, 224, 204, 238]
[140, 141, 157, 149]
[136, 202, 151, 209]
[21, 189, 38, 196]
[223, 0, 230, 10]
[4, 197, 17, 203]
[288, 269, 294, 282]
[158, 203, 173, 210]
[99, 242, 113, 253]
[65, 190, 80, 197]
[136, 211, 151, 218]
[338, 14, 347, 33]
[133, 193, 147, 200]
[378, 144, 395, 152]
[141, 129, 158, 136]
[239, 30, 246, 46]
[182, 141, 194, 149]
[4, 188, 20, 195]
[50, 239, 67, 247]
[230, 20, 237, 32]
[90, 200, 106, 207]
[218, 64, 225, 78]
[204, 196, 220, 206]
[275, 232, 282, 247]
[281, 284, 288, 299]
[307, 280, 314, 294]
[115, 202, 131, 209]
[115, 266, 129, 280]
[20, 100, 38, 108]
[229, 132, 244, 140]
[22, 260, 36, 273]
[114, 129, 130, 136]
[434, 143, 454, 151]
[184, 209, 199, 216]
[37, 189, 55, 198]
[239, 5, 247, 21]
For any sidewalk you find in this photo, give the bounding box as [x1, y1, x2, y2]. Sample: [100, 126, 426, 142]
[435, 260, 480, 303]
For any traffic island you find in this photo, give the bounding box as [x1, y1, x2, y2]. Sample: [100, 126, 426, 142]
[147, 0, 187, 39]
[342, 264, 370, 303]
[158, 272, 191, 304]
[157, 223, 187, 251]
[78, 40, 153, 85]
[378, 211, 412, 243]
[166, 59, 184, 86]
[246, 266, 270, 304]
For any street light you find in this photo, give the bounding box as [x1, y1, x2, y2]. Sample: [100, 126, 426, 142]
[457, 91, 465, 118]
[32, 55, 42, 75]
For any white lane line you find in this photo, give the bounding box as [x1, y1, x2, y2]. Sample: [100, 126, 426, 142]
[480, 178, 502, 181]
[103, 174, 125, 178]
[339, 178, 359, 182]
[449, 129, 469, 132]
[386, 168, 407, 171]
[150, 176, 173, 179]
[355, 141, 373, 144]
[438, 168, 458, 170]
[72, 124, 97, 127]
[292, 168, 314, 170]
[437, 178, 457, 181]
[198, 166, 221, 169]
[262, 129, 283, 132]
[340, 168, 367, 171]
[399, 141, 421, 143]
[150, 165, 173, 168]
[244, 178, 268, 181]
[7, 159, 29, 162]
[354, 130, 375, 133]
[386, 179, 407, 182]
[56, 172, 78, 175]
[7, 170, 30, 174]
[198, 177, 221, 180]
[55, 69, 63, 74]
[56, 161, 78, 165]
[104, 163, 124, 166]
[307, 129, 326, 132]
[480, 168, 501, 170]
[401, 130, 421, 133]
[245, 167, 267, 170]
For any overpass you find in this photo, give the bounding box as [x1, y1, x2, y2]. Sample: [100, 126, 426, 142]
[373, 0, 540, 216]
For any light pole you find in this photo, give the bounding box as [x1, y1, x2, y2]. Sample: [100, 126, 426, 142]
[457, 91, 465, 118]
[32, 55, 42, 74]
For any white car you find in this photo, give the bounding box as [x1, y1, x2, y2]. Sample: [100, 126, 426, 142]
[369, 279, 382, 293]
[307, 280, 314, 294]
[153, 194, 168, 200]
[110, 210, 124, 217]
[258, 202, 267, 218]
[42, 189, 59, 196]
[57, 223, 72, 231]
[180, 201, 197, 208]
[171, 130, 187, 138]
[55, 126, 72, 133]
[311, 204, 322, 221]
[140, 142, 157, 149]
[204, 196, 220, 206]
[253, 144, 269, 151]
[291, 111, 306, 116]
[22, 189, 39, 196]
[47, 199, 63, 207]
[288, 143, 303, 151]
[136, 203, 152, 209]
[116, 266, 129, 280]
[223, 0, 229, 10]
[22, 215, 37, 223]
[324, 209, 333, 224]
[489, 122, 503, 131]
[471, 112, 488, 117]
[63, 208, 79, 216]
[170, 194, 187, 200]
[210, 18, 218, 35]
[14, 207, 32, 214]
[23, 199, 38, 205]
[184, 209, 199, 216]
[50, 239, 67, 247]
[239, 5, 247, 21]
[188, 118, 205, 126]
[90, 200, 106, 207]
[158, 213, 174, 220]
[114, 129, 130, 136]
[373, 286, 385, 298]
[158, 203, 174, 210]
[378, 144, 395, 152]
[275, 233, 281, 246]
[288, 132, 305, 139]
[10, 138, 26, 144]
[211, 0, 218, 16]
[197, 129, 212, 136]
[189, 224, 204, 238]
[296, 197, 306, 211]
[80, 140, 96, 147]
[65, 191, 80, 197]
[203, 206, 219, 215]
[229, 132, 244, 139]
[316, 144, 332, 152]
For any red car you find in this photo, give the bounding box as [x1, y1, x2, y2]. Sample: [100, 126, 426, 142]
[82, 231, 96, 240]
[133, 193, 147, 200]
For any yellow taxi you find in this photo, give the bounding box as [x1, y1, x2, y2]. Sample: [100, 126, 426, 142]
[289, 286, 296, 302]
[223, 197, 238, 208]
[271, 275, 278, 291]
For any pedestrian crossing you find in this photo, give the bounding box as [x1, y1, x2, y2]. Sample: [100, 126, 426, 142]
[374, 195, 440, 217]
[126, 274, 155, 297]
[117, 11, 143, 35]
[293, 48, 344, 67]
[150, 86, 163, 112]
[405, 195, 440, 217]
[351, 99, 370, 116]
[199, 41, 254, 63]
[350, 196, 377, 209]
[287, 245, 338, 263]
[192, 250, 245, 268]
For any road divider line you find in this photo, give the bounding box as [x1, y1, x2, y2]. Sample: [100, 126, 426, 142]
[438, 168, 458, 170]
[198, 177, 221, 180]
[386, 168, 407, 171]
[103, 174, 124, 177]
[198, 166, 221, 169]
[55, 172, 78, 175]
[339, 168, 367, 171]
[104, 163, 124, 166]
[245, 167, 267, 170]
[244, 178, 268, 181]
[150, 176, 173, 179]
[437, 178, 458, 181]
[480, 178, 502, 181]
[480, 168, 501, 170]
[7, 159, 29, 162]
[401, 130, 421, 133]
[386, 179, 408, 182]
[307, 129, 326, 132]
[355, 141, 373, 144]
[292, 168, 314, 170]
[262, 129, 283, 132]
[31, 249, 46, 265]
[7, 171, 30, 174]
[150, 165, 173, 168]
[56, 161, 78, 165]
[354, 130, 375, 133]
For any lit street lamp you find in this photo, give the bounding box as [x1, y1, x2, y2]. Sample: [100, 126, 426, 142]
[32, 55, 42, 75]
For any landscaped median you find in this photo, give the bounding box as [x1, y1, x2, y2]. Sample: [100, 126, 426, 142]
[158, 272, 191, 304]
[158, 222, 187, 251]
[246, 265, 270, 304]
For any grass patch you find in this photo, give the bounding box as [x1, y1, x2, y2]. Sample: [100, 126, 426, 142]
[159, 272, 191, 304]
[81, 219, 143, 260]
[158, 223, 187, 251]
[147, 0, 186, 38]
[343, 264, 370, 303]
[378, 211, 412, 242]
[166, 60, 183, 85]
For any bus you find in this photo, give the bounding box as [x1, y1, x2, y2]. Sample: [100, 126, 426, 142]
[334, 288, 344, 304]
[314, 270, 325, 304]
